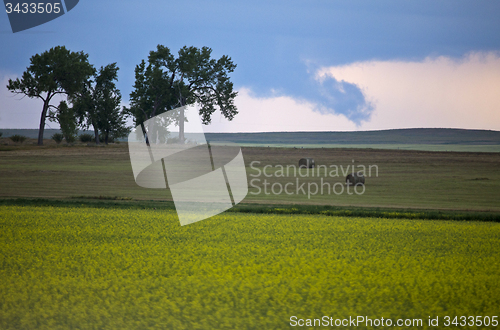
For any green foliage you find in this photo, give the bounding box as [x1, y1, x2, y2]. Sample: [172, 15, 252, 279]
[229, 204, 500, 222]
[166, 136, 180, 144]
[6, 46, 94, 145]
[2, 198, 499, 223]
[79, 133, 94, 143]
[73, 63, 129, 144]
[126, 45, 238, 135]
[51, 133, 64, 144]
[70, 195, 133, 200]
[50, 100, 78, 143]
[65, 134, 76, 144]
[1, 205, 500, 329]
[9, 134, 27, 143]
[99, 134, 114, 143]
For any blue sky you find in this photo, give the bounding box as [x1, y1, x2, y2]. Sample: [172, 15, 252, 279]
[1, 0, 500, 131]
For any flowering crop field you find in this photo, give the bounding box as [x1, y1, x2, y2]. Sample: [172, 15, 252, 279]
[1, 205, 499, 329]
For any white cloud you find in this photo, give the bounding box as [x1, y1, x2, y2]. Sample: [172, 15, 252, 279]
[316, 52, 500, 131]
[203, 87, 357, 132]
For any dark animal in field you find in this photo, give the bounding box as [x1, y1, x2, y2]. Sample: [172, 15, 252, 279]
[298, 158, 315, 168]
[346, 172, 365, 185]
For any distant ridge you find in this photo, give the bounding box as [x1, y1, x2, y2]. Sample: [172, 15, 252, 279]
[1, 128, 499, 145]
[205, 128, 500, 145]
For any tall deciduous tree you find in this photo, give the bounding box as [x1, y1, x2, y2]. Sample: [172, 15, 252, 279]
[6, 46, 94, 145]
[126, 45, 238, 142]
[51, 100, 78, 143]
[74, 63, 129, 144]
[95, 64, 129, 144]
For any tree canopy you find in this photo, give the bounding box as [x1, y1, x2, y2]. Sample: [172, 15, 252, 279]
[73, 63, 129, 144]
[7, 46, 94, 145]
[6, 45, 234, 145]
[126, 45, 238, 141]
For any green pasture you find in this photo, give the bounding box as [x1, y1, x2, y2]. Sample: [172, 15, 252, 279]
[1, 205, 499, 329]
[242, 147, 500, 211]
[0, 144, 499, 212]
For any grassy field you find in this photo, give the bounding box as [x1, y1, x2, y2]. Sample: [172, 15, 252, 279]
[1, 205, 499, 329]
[242, 147, 500, 211]
[1, 141, 498, 212]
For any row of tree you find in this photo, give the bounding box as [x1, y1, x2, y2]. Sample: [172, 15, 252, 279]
[7, 45, 238, 146]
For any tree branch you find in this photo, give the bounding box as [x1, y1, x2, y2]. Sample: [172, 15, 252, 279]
[169, 71, 176, 88]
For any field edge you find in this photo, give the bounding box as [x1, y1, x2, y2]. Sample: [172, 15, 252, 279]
[1, 197, 499, 223]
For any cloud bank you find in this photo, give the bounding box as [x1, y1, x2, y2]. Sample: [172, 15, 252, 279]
[316, 51, 500, 131]
[203, 88, 357, 133]
[205, 52, 500, 132]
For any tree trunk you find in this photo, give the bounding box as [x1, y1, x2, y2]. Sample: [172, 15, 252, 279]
[104, 131, 109, 145]
[37, 98, 50, 146]
[178, 97, 186, 144]
[179, 106, 185, 144]
[92, 121, 100, 145]
[141, 123, 149, 146]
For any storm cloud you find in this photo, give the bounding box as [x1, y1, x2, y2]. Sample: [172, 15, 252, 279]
[314, 76, 374, 125]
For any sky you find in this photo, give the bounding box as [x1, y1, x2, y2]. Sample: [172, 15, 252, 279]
[1, 0, 500, 132]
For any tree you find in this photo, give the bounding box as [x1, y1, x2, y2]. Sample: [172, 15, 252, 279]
[95, 64, 129, 144]
[126, 45, 238, 142]
[7, 46, 94, 145]
[52, 100, 78, 143]
[74, 63, 129, 144]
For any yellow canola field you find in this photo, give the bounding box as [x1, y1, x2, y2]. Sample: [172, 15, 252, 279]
[1, 205, 499, 329]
